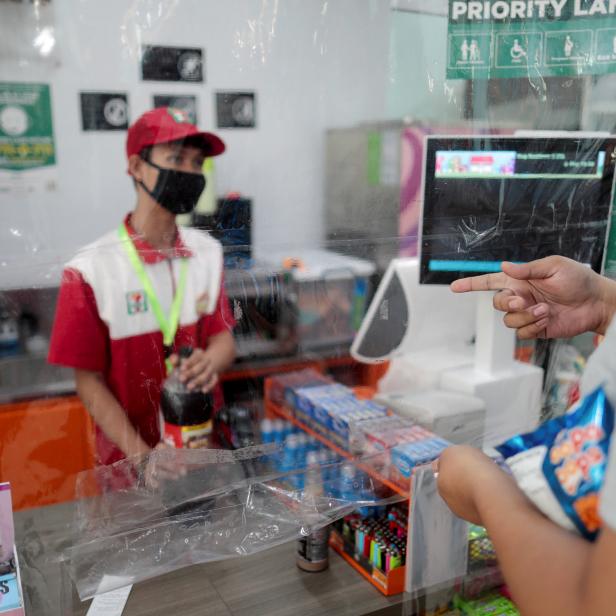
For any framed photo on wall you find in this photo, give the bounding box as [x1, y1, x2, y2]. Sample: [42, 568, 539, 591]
[141, 45, 204, 83]
[215, 91, 256, 128]
[80, 92, 129, 130]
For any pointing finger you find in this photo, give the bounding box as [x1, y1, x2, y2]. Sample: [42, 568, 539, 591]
[450, 271, 508, 293]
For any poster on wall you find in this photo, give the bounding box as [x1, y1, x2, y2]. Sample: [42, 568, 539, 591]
[153, 95, 198, 124]
[216, 92, 256, 128]
[448, 0, 616, 79]
[80, 92, 129, 131]
[0, 82, 57, 194]
[141, 45, 204, 82]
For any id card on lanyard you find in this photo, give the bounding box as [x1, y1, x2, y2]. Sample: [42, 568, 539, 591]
[118, 224, 189, 374]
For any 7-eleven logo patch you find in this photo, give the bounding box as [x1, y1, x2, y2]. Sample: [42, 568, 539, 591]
[167, 107, 190, 124]
[126, 290, 148, 315]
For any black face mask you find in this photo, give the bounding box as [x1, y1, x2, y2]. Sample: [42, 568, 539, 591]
[139, 158, 206, 215]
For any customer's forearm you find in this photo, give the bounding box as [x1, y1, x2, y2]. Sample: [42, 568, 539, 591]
[75, 369, 151, 458]
[475, 472, 591, 616]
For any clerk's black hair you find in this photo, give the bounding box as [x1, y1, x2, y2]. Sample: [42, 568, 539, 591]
[139, 145, 153, 162]
[132, 146, 153, 189]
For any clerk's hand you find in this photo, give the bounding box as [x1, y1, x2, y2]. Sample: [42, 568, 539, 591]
[141, 442, 187, 490]
[436, 445, 511, 526]
[169, 348, 219, 393]
[450, 256, 614, 340]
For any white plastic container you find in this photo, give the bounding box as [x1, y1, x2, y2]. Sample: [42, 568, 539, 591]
[261, 249, 375, 352]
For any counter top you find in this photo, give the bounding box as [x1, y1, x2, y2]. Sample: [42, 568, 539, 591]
[14, 501, 408, 616]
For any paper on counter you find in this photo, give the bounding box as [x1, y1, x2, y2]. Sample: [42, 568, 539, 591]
[86, 577, 133, 616]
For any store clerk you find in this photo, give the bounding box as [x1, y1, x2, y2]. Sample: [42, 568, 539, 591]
[48, 107, 236, 474]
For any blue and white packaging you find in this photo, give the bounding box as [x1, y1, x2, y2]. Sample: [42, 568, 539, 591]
[296, 433, 308, 470]
[329, 405, 388, 449]
[391, 437, 450, 478]
[272, 419, 285, 445]
[283, 421, 294, 441]
[260, 418, 275, 445]
[279, 433, 299, 472]
[338, 463, 361, 501]
[496, 386, 614, 541]
[317, 449, 330, 484]
[294, 383, 352, 424]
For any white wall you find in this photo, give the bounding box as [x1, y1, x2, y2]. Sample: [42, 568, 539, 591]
[0, 0, 391, 288]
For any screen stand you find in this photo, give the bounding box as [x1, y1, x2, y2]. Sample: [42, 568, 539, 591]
[474, 292, 516, 374]
[440, 291, 543, 446]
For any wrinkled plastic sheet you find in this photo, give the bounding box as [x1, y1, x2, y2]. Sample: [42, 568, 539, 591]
[62, 444, 404, 600]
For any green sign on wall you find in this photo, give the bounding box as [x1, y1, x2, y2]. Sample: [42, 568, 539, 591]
[448, 0, 616, 79]
[0, 83, 55, 171]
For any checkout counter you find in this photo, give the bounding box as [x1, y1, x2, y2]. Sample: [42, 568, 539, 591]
[14, 500, 407, 616]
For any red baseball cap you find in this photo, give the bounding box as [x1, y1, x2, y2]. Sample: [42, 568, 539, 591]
[126, 107, 225, 159]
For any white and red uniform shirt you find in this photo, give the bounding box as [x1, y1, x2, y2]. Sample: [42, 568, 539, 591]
[48, 214, 235, 465]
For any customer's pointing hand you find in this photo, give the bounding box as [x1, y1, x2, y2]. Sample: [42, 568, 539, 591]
[450, 256, 616, 340]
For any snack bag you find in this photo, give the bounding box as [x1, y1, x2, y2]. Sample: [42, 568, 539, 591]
[453, 592, 519, 615]
[496, 387, 614, 541]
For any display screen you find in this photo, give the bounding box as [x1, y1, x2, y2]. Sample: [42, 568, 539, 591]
[420, 137, 616, 285]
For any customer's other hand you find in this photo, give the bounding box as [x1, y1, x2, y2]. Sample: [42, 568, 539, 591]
[437, 445, 508, 525]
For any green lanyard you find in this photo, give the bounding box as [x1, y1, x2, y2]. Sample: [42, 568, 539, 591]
[118, 224, 189, 373]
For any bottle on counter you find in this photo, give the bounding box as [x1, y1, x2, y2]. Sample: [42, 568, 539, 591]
[280, 433, 299, 471]
[296, 433, 308, 470]
[272, 419, 286, 445]
[260, 418, 275, 446]
[296, 450, 330, 573]
[339, 463, 360, 501]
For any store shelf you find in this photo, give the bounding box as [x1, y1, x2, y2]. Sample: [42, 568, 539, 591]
[223, 354, 357, 382]
[329, 531, 405, 596]
[223, 354, 387, 389]
[264, 376, 411, 597]
[0, 349, 48, 365]
[264, 396, 410, 498]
